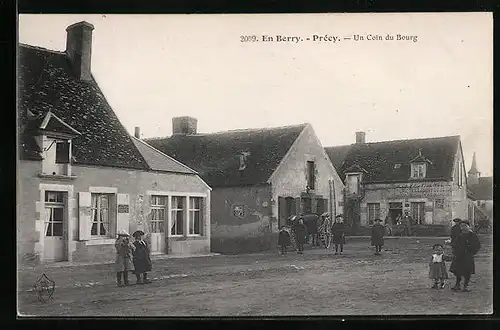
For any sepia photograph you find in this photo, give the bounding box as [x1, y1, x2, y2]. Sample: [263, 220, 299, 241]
[17, 13, 493, 316]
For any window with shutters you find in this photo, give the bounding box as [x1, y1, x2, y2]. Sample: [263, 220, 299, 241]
[151, 196, 167, 233]
[188, 197, 202, 235]
[171, 196, 184, 236]
[91, 194, 114, 237]
[367, 203, 380, 225]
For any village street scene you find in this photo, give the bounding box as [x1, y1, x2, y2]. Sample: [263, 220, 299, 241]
[17, 13, 492, 316]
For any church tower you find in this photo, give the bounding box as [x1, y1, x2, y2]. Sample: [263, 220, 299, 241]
[467, 152, 480, 185]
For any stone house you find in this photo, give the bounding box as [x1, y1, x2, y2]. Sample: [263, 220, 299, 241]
[17, 21, 211, 264]
[325, 132, 468, 234]
[144, 118, 344, 253]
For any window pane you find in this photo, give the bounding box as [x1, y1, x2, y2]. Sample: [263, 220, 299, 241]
[45, 222, 52, 236]
[53, 207, 64, 221]
[52, 222, 63, 236]
[159, 221, 164, 233]
[190, 197, 201, 209]
[194, 211, 200, 234]
[159, 196, 167, 206]
[173, 197, 184, 209]
[176, 211, 184, 235]
[158, 208, 165, 220]
[91, 222, 98, 236]
[100, 196, 109, 208]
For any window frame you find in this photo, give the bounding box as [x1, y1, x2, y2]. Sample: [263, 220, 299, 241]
[306, 161, 316, 190]
[411, 202, 426, 225]
[367, 203, 380, 225]
[411, 163, 426, 179]
[90, 193, 113, 238]
[188, 197, 202, 236]
[150, 195, 167, 234]
[44, 191, 65, 237]
[170, 196, 185, 236]
[346, 173, 360, 194]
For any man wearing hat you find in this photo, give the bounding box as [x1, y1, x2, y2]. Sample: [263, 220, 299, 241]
[371, 218, 385, 255]
[115, 229, 135, 287]
[450, 218, 462, 253]
[449, 220, 481, 292]
[132, 230, 152, 284]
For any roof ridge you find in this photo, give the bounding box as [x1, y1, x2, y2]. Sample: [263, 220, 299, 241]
[144, 123, 308, 141]
[326, 135, 460, 148]
[19, 43, 66, 55]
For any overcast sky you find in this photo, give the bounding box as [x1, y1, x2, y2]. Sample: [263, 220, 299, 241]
[18, 13, 493, 176]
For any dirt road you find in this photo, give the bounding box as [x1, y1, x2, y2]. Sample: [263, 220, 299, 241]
[17, 236, 493, 316]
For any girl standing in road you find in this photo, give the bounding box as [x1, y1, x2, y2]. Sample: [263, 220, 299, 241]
[115, 229, 135, 287]
[278, 226, 291, 255]
[428, 243, 451, 289]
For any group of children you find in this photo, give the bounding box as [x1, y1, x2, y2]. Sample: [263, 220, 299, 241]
[114, 229, 153, 287]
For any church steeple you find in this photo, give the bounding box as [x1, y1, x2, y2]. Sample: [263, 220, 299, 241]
[468, 152, 480, 185]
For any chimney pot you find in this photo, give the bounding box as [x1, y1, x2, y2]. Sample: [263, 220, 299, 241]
[134, 127, 141, 139]
[172, 116, 198, 135]
[65, 21, 95, 81]
[356, 131, 366, 144]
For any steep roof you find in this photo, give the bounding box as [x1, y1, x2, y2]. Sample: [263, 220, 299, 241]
[144, 124, 308, 187]
[468, 176, 493, 201]
[325, 135, 460, 183]
[18, 44, 149, 170]
[130, 136, 197, 174]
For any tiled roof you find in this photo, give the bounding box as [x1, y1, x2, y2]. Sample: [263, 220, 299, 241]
[130, 136, 197, 174]
[325, 135, 460, 183]
[144, 124, 308, 187]
[468, 176, 493, 201]
[18, 44, 149, 170]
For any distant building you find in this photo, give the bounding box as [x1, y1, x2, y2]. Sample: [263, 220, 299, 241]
[325, 132, 468, 232]
[144, 119, 344, 254]
[467, 152, 493, 223]
[18, 21, 211, 264]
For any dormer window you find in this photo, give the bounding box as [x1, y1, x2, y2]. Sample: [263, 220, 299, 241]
[239, 151, 251, 171]
[55, 141, 70, 164]
[411, 163, 426, 179]
[409, 150, 432, 180]
[346, 173, 360, 195]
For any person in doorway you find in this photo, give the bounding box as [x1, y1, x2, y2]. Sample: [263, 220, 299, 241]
[450, 220, 481, 292]
[293, 217, 307, 254]
[278, 226, 291, 255]
[115, 229, 135, 287]
[371, 218, 385, 255]
[332, 215, 346, 255]
[401, 211, 413, 236]
[428, 243, 451, 289]
[132, 230, 152, 284]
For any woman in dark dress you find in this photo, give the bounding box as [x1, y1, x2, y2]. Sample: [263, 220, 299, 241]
[132, 230, 152, 284]
[292, 218, 307, 254]
[371, 219, 385, 255]
[332, 215, 346, 255]
[450, 220, 481, 292]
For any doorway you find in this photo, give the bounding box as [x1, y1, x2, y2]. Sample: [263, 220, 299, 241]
[388, 202, 403, 225]
[43, 191, 67, 262]
[150, 195, 167, 254]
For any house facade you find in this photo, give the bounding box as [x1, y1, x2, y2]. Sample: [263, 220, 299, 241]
[17, 21, 211, 265]
[144, 118, 344, 254]
[325, 132, 468, 233]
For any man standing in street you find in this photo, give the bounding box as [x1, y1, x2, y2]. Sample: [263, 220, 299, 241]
[293, 217, 307, 254]
[450, 218, 462, 254]
[450, 220, 481, 292]
[401, 211, 413, 236]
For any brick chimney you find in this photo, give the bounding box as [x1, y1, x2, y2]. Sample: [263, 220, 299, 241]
[65, 21, 94, 81]
[172, 117, 197, 135]
[355, 131, 366, 144]
[134, 126, 141, 139]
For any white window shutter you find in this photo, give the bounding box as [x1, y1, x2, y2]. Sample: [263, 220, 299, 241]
[117, 193, 130, 234]
[78, 192, 92, 241]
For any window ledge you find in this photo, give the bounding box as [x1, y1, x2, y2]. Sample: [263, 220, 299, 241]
[38, 172, 78, 181]
[85, 238, 115, 246]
